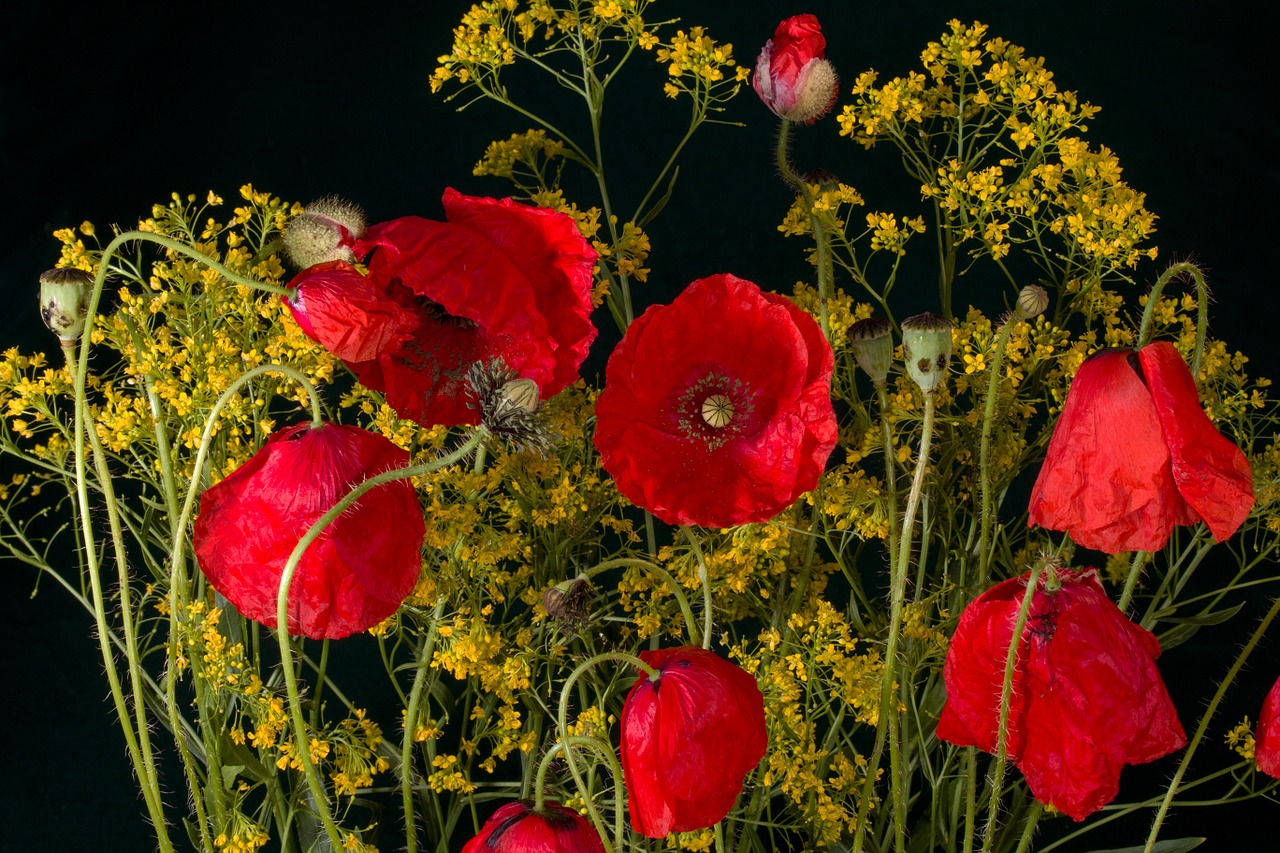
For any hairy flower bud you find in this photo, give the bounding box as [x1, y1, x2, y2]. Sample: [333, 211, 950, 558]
[283, 196, 366, 269]
[901, 312, 953, 396]
[1015, 284, 1049, 320]
[753, 15, 839, 124]
[39, 268, 93, 341]
[847, 317, 894, 386]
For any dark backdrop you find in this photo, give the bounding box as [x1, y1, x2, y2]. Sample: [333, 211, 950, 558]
[2, 2, 1277, 850]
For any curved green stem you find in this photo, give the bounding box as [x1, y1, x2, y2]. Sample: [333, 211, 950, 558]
[581, 557, 701, 643]
[1117, 550, 1149, 614]
[555, 651, 659, 851]
[275, 427, 488, 850]
[1144, 593, 1280, 852]
[681, 527, 712, 649]
[775, 118, 831, 339]
[533, 736, 627, 850]
[1136, 261, 1210, 379]
[982, 561, 1048, 853]
[402, 601, 447, 853]
[977, 319, 1016, 581]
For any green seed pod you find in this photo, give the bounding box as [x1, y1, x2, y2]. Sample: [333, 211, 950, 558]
[39, 268, 93, 341]
[283, 196, 366, 269]
[1015, 285, 1049, 320]
[847, 317, 894, 386]
[901, 312, 953, 396]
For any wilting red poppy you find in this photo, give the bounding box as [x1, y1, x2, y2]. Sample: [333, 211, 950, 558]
[285, 260, 419, 362]
[594, 273, 836, 528]
[286, 189, 597, 427]
[937, 567, 1185, 820]
[753, 14, 838, 123]
[1256, 675, 1280, 778]
[1028, 341, 1253, 553]
[461, 801, 604, 853]
[619, 646, 768, 837]
[193, 422, 424, 640]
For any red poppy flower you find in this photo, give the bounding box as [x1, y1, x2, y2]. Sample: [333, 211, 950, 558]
[937, 567, 1185, 820]
[461, 801, 604, 853]
[354, 189, 597, 426]
[1028, 341, 1253, 553]
[593, 273, 836, 528]
[193, 422, 424, 640]
[285, 260, 419, 363]
[753, 15, 838, 123]
[1256, 675, 1280, 778]
[619, 646, 768, 838]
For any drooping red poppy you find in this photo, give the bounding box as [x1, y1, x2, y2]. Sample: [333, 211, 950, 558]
[1255, 675, 1280, 778]
[936, 567, 1185, 820]
[1028, 341, 1253, 553]
[753, 15, 839, 123]
[285, 260, 419, 363]
[619, 646, 768, 838]
[594, 273, 837, 528]
[460, 801, 604, 853]
[285, 188, 597, 427]
[193, 422, 424, 640]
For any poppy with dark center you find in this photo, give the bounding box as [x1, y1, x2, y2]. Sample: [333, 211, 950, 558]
[193, 422, 424, 640]
[1255, 675, 1280, 778]
[287, 188, 597, 427]
[460, 801, 604, 853]
[594, 273, 837, 528]
[1028, 341, 1253, 553]
[937, 567, 1186, 820]
[619, 646, 768, 838]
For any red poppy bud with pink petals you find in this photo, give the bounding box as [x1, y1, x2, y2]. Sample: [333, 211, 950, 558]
[594, 273, 837, 528]
[753, 14, 839, 123]
[1028, 341, 1253, 553]
[619, 647, 767, 838]
[193, 422, 424, 640]
[1255, 675, 1280, 778]
[937, 567, 1185, 820]
[461, 801, 604, 853]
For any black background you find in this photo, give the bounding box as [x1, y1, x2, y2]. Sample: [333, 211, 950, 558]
[2, 1, 1278, 850]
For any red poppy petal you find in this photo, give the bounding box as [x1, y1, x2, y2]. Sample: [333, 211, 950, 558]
[1139, 341, 1254, 542]
[285, 261, 419, 363]
[1257, 676, 1280, 778]
[1028, 350, 1183, 552]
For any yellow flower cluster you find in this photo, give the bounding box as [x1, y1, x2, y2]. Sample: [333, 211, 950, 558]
[474, 129, 566, 182]
[1226, 717, 1256, 761]
[329, 710, 392, 796]
[656, 26, 749, 99]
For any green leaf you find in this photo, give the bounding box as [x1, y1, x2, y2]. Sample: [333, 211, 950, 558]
[1084, 838, 1205, 853]
[220, 764, 245, 791]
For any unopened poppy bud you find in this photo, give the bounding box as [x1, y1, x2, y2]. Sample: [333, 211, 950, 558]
[39, 268, 93, 341]
[847, 317, 894, 386]
[901, 312, 953, 396]
[542, 577, 592, 633]
[1015, 285, 1049, 320]
[754, 15, 839, 124]
[283, 196, 366, 269]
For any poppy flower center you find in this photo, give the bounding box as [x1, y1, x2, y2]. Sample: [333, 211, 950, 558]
[676, 372, 757, 450]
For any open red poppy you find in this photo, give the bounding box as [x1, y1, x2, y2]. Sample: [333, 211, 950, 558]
[461, 801, 604, 853]
[193, 422, 424, 640]
[619, 646, 768, 838]
[1256, 675, 1280, 778]
[937, 567, 1185, 820]
[1028, 341, 1253, 553]
[594, 273, 836, 528]
[287, 189, 597, 427]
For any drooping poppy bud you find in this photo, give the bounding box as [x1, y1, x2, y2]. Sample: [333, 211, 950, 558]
[39, 268, 93, 342]
[847, 316, 894, 386]
[460, 801, 604, 853]
[937, 567, 1185, 821]
[901, 312, 952, 396]
[1028, 341, 1254, 553]
[1255, 675, 1280, 778]
[619, 646, 767, 837]
[753, 15, 839, 123]
[193, 422, 425, 640]
[283, 196, 366, 269]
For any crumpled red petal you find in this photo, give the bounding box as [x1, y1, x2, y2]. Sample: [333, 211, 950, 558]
[1255, 675, 1280, 778]
[461, 801, 605, 853]
[1029, 343, 1253, 553]
[619, 646, 768, 838]
[193, 422, 424, 640]
[594, 273, 836, 528]
[937, 567, 1185, 820]
[285, 260, 419, 363]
